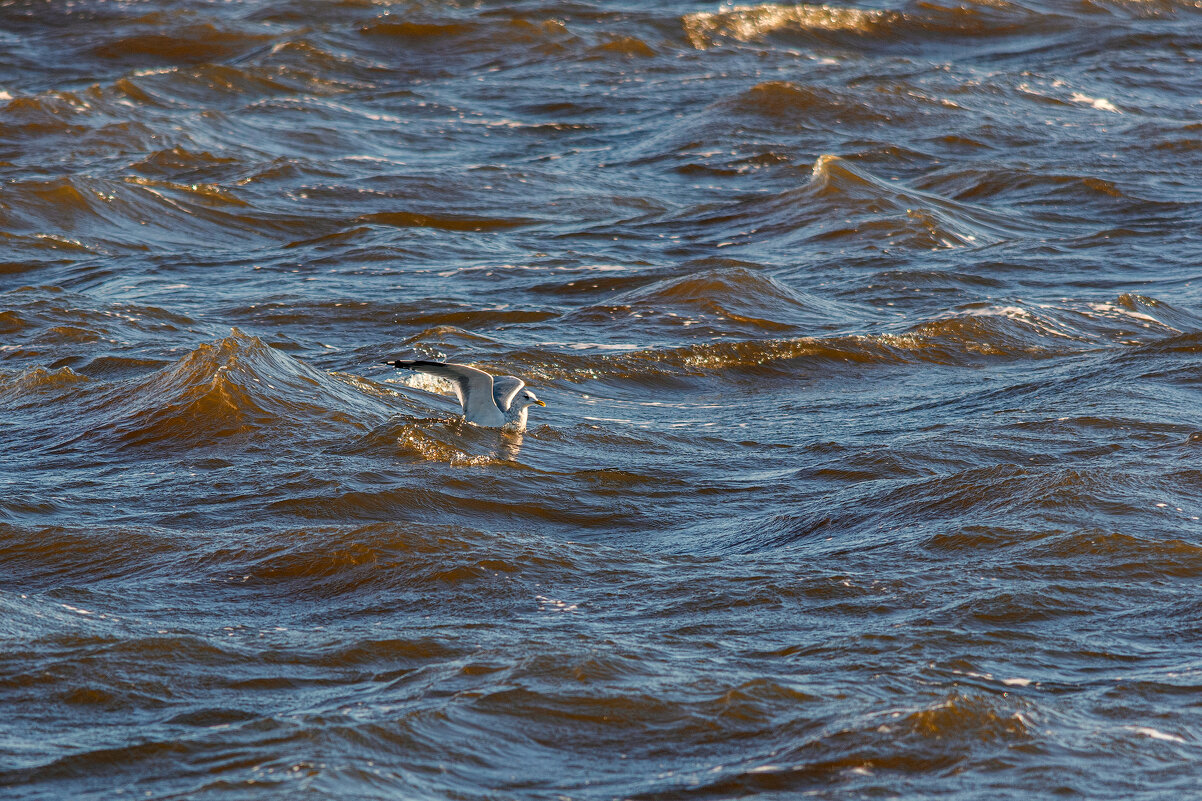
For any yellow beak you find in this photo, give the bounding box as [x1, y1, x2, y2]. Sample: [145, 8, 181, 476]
[535, 400, 546, 407]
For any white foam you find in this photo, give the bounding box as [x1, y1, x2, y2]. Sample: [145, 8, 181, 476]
[535, 595, 578, 612]
[954, 305, 1075, 339]
[1070, 92, 1119, 113]
[1128, 726, 1186, 743]
[388, 373, 455, 396]
[1087, 302, 1162, 326]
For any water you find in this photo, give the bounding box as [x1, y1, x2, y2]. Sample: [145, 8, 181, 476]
[2, 0, 1202, 798]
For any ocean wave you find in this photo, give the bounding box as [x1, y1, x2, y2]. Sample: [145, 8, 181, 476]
[347, 418, 528, 465]
[682, 0, 1074, 49]
[129, 146, 240, 177]
[211, 522, 583, 598]
[724, 80, 893, 124]
[0, 366, 90, 406]
[462, 293, 1201, 394]
[569, 265, 863, 335]
[801, 154, 1033, 247]
[358, 14, 577, 58]
[915, 166, 1185, 218]
[634, 691, 1034, 797]
[91, 24, 271, 66]
[668, 155, 1035, 252]
[508, 304, 1103, 384]
[683, 2, 895, 48]
[0, 523, 188, 587]
[0, 286, 195, 341]
[0, 175, 313, 251]
[621, 81, 957, 176]
[54, 330, 394, 450]
[1032, 529, 1202, 579]
[0, 519, 610, 601]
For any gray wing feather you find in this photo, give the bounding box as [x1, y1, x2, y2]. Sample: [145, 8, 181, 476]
[491, 376, 525, 412]
[388, 360, 497, 418]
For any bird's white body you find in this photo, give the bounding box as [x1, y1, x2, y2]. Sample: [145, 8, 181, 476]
[386, 359, 545, 431]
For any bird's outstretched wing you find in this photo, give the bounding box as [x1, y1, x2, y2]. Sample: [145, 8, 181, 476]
[386, 360, 496, 418]
[491, 375, 525, 412]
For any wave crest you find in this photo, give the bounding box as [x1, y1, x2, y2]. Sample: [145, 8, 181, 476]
[0, 366, 89, 405]
[684, 3, 893, 48]
[77, 330, 392, 449]
[682, 1, 1069, 49]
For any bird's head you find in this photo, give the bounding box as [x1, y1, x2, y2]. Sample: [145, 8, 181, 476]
[521, 390, 546, 409]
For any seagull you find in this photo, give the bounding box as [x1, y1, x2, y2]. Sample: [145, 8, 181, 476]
[384, 359, 546, 430]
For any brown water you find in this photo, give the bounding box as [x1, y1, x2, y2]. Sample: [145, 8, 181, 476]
[3, 1, 1202, 798]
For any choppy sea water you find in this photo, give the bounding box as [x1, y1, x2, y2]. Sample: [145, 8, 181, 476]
[3, 0, 1202, 798]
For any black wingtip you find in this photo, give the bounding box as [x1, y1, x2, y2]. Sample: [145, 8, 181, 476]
[381, 359, 443, 370]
